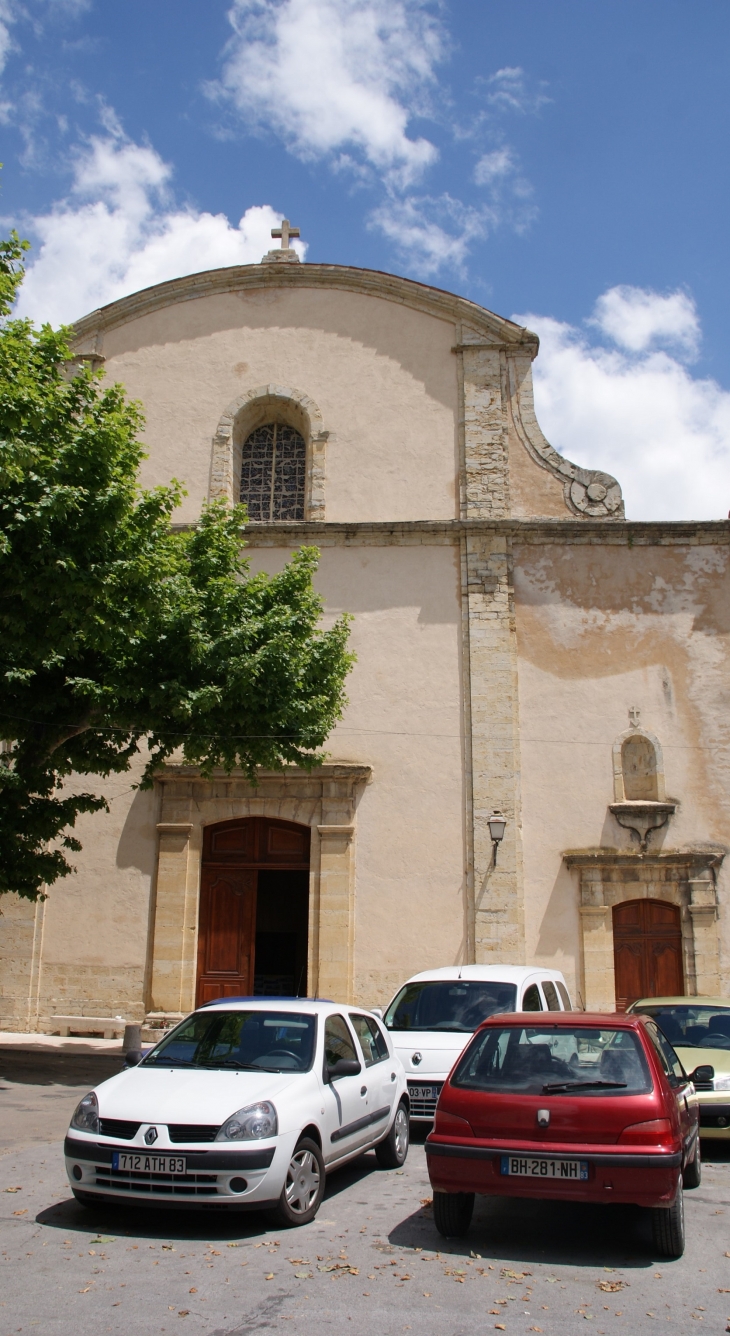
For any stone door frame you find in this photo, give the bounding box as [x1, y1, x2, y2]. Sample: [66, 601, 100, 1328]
[565, 849, 725, 1011]
[146, 763, 371, 1023]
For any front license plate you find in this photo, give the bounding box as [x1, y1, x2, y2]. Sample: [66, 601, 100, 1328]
[111, 1153, 187, 1174]
[410, 1086, 440, 1100]
[500, 1155, 588, 1181]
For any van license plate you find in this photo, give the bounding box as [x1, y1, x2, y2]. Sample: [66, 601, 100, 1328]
[111, 1153, 187, 1174]
[500, 1156, 588, 1180]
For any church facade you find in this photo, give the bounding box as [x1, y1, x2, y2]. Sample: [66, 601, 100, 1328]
[1, 244, 729, 1032]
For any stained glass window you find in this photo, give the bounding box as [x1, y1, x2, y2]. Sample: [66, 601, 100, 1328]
[239, 423, 306, 521]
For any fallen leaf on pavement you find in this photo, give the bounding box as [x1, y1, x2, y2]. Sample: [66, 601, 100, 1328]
[501, 1267, 531, 1279]
[420, 1198, 432, 1207]
[4, 1187, 21, 1193]
[79, 1288, 92, 1294]
[495, 1326, 506, 1331]
[178, 1310, 189, 1317]
[12, 1209, 27, 1216]
[265, 1273, 274, 1280]
[188, 1288, 197, 1294]
[91, 1236, 116, 1244]
[598, 1281, 626, 1292]
[294, 1271, 312, 1279]
[227, 1242, 240, 1248]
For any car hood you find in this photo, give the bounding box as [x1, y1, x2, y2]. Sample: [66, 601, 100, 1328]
[388, 1029, 472, 1078]
[90, 1066, 306, 1128]
[675, 1045, 730, 1077]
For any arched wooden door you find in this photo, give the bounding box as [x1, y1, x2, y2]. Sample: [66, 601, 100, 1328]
[196, 817, 310, 1007]
[612, 899, 684, 1011]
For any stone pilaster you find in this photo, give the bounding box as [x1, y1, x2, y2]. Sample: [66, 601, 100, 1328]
[149, 823, 195, 1015]
[689, 874, 721, 995]
[316, 825, 355, 1003]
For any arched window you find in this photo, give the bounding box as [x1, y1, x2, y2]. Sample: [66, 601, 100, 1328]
[621, 733, 659, 801]
[239, 422, 306, 521]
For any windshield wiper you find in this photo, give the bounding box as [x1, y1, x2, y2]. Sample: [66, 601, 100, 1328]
[542, 1079, 628, 1093]
[198, 1059, 259, 1070]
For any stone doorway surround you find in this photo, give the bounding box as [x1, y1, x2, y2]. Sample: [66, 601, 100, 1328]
[564, 848, 725, 1011]
[147, 763, 371, 1025]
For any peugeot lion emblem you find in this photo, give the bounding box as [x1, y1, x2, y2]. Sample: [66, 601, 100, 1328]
[411, 1052, 422, 1066]
[144, 1126, 158, 1145]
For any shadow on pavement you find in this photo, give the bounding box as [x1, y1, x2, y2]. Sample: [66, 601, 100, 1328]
[0, 1049, 125, 1087]
[390, 1195, 664, 1270]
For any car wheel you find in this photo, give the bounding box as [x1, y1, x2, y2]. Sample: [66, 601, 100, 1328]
[433, 1190, 475, 1239]
[651, 1179, 685, 1258]
[375, 1101, 409, 1169]
[683, 1137, 701, 1190]
[265, 1137, 325, 1229]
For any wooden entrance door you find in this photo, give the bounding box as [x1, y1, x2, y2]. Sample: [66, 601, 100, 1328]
[613, 899, 684, 1010]
[196, 817, 311, 1007]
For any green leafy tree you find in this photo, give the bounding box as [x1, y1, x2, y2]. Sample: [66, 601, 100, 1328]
[0, 233, 353, 900]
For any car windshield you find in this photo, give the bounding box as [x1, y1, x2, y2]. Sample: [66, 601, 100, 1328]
[384, 981, 517, 1033]
[451, 1025, 653, 1096]
[143, 1010, 316, 1072]
[633, 1004, 730, 1051]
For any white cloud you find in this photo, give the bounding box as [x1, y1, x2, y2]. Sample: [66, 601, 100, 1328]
[217, 0, 442, 189]
[13, 131, 302, 326]
[516, 294, 730, 521]
[473, 146, 514, 186]
[590, 284, 700, 358]
[370, 193, 490, 275]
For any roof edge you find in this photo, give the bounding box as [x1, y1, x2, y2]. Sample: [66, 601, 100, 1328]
[71, 261, 539, 352]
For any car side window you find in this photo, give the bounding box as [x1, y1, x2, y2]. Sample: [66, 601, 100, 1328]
[350, 1014, 389, 1066]
[324, 1015, 357, 1066]
[542, 981, 561, 1012]
[522, 984, 543, 1012]
[645, 1021, 685, 1086]
[556, 981, 573, 1011]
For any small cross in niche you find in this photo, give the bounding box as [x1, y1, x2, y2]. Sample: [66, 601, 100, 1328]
[628, 705, 641, 728]
[271, 218, 300, 250]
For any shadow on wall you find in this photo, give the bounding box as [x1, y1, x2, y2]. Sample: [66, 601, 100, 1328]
[116, 787, 159, 877]
[534, 860, 582, 969]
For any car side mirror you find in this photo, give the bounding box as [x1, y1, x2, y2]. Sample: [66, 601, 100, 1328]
[689, 1064, 714, 1084]
[124, 1049, 144, 1067]
[326, 1057, 361, 1081]
[370, 1007, 384, 1019]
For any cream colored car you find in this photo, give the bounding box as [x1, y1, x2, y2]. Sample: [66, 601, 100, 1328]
[628, 998, 730, 1138]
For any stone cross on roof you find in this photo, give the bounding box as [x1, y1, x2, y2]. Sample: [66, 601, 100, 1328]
[262, 217, 302, 265]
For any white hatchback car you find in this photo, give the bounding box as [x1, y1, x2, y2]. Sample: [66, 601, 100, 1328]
[65, 998, 408, 1226]
[379, 965, 573, 1122]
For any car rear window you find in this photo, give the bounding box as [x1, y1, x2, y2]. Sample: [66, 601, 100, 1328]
[143, 1010, 316, 1072]
[632, 1004, 730, 1051]
[451, 1025, 653, 1096]
[384, 981, 518, 1033]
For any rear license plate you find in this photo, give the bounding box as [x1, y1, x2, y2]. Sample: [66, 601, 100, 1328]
[111, 1153, 187, 1174]
[500, 1155, 588, 1181]
[409, 1085, 440, 1100]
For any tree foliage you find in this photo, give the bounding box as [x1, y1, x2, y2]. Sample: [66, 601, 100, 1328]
[0, 233, 353, 900]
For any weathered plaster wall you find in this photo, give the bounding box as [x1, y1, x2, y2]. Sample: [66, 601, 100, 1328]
[99, 286, 460, 525]
[515, 537, 730, 1001]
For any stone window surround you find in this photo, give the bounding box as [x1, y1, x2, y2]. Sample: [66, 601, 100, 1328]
[612, 726, 666, 803]
[208, 384, 329, 521]
[146, 763, 371, 1022]
[565, 849, 725, 1011]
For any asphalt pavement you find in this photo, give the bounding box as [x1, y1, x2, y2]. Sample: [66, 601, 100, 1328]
[2, 1049, 730, 1336]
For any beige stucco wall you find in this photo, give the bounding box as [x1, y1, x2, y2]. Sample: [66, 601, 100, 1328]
[515, 539, 730, 1003]
[100, 286, 460, 525]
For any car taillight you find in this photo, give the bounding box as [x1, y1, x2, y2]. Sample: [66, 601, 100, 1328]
[433, 1109, 473, 1136]
[618, 1118, 673, 1146]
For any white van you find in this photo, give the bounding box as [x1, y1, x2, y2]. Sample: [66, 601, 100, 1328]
[377, 965, 573, 1122]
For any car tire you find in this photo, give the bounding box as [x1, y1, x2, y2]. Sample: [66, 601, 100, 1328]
[683, 1137, 701, 1190]
[265, 1137, 325, 1229]
[651, 1179, 685, 1258]
[375, 1101, 409, 1169]
[433, 1190, 475, 1239]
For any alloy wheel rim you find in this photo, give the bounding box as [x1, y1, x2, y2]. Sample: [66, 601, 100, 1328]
[285, 1149, 320, 1214]
[394, 1108, 408, 1160]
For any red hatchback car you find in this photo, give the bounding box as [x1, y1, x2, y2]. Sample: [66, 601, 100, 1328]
[426, 1012, 704, 1257]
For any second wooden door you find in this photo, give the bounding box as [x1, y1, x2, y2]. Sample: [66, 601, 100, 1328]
[196, 869, 256, 1006]
[613, 898, 684, 1011]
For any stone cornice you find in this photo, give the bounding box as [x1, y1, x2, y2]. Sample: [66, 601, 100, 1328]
[564, 848, 726, 869]
[169, 517, 730, 547]
[70, 261, 539, 353]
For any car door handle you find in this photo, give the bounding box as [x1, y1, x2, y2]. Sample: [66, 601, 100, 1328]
[391, 1072, 396, 1082]
[360, 1086, 367, 1096]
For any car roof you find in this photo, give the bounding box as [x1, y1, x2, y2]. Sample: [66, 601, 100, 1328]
[629, 996, 730, 1009]
[196, 997, 355, 1015]
[476, 1011, 645, 1028]
[400, 965, 566, 985]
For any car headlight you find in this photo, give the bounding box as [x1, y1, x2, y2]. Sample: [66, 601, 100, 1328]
[71, 1091, 99, 1134]
[712, 1074, 730, 1091]
[216, 1101, 278, 1141]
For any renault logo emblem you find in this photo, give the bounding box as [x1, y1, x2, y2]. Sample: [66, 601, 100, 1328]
[144, 1126, 158, 1145]
[411, 1052, 422, 1066]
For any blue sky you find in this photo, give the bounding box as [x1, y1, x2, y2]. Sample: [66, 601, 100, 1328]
[1, 0, 729, 520]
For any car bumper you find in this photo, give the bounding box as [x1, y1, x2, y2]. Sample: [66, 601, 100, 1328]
[64, 1131, 298, 1209]
[425, 1136, 682, 1208]
[697, 1096, 730, 1136]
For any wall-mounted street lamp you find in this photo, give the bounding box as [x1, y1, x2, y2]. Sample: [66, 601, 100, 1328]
[488, 811, 507, 865]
